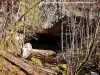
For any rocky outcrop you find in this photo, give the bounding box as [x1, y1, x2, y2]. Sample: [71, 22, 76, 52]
[18, 0, 99, 35]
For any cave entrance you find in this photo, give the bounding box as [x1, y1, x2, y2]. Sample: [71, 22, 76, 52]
[24, 16, 96, 53]
[24, 33, 61, 52]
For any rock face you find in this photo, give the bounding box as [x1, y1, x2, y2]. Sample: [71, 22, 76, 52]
[38, 0, 71, 29]
[38, 0, 98, 29]
[18, 0, 98, 35]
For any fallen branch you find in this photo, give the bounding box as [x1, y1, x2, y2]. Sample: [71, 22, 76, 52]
[0, 50, 57, 75]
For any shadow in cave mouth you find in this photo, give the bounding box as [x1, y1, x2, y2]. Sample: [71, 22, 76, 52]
[24, 34, 61, 52]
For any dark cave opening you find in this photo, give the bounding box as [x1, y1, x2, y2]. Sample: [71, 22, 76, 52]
[24, 34, 61, 52]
